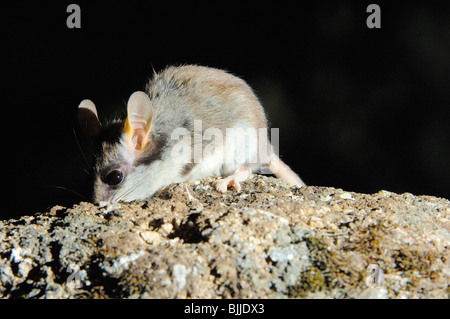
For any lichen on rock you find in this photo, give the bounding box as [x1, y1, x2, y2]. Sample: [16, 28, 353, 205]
[0, 175, 449, 298]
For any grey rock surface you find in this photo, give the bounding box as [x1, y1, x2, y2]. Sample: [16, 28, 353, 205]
[1, 175, 449, 298]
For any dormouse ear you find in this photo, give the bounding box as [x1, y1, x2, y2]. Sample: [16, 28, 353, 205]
[78, 99, 102, 138]
[124, 91, 153, 151]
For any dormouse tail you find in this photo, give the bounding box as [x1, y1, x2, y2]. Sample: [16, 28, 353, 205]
[267, 155, 306, 187]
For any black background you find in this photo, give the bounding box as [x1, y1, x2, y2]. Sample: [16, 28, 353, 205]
[3, 1, 449, 219]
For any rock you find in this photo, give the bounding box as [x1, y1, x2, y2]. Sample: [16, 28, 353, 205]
[0, 175, 449, 298]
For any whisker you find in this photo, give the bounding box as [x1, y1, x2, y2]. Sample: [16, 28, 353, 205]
[112, 184, 138, 203]
[42, 185, 87, 200]
[110, 188, 120, 203]
[73, 124, 91, 171]
[76, 163, 91, 176]
[112, 175, 149, 202]
[119, 176, 148, 200]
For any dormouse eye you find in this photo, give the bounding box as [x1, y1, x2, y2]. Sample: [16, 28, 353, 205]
[105, 169, 124, 186]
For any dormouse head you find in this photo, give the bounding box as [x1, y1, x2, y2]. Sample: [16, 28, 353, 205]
[78, 91, 158, 203]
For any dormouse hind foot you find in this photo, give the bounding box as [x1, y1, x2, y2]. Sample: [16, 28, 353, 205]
[213, 165, 252, 193]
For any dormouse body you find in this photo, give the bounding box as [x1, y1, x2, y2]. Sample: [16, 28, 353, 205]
[78, 65, 305, 203]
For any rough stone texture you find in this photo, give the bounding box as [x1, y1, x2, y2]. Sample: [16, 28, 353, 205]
[1, 175, 449, 299]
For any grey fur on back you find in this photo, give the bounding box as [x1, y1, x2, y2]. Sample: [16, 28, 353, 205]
[146, 65, 268, 139]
